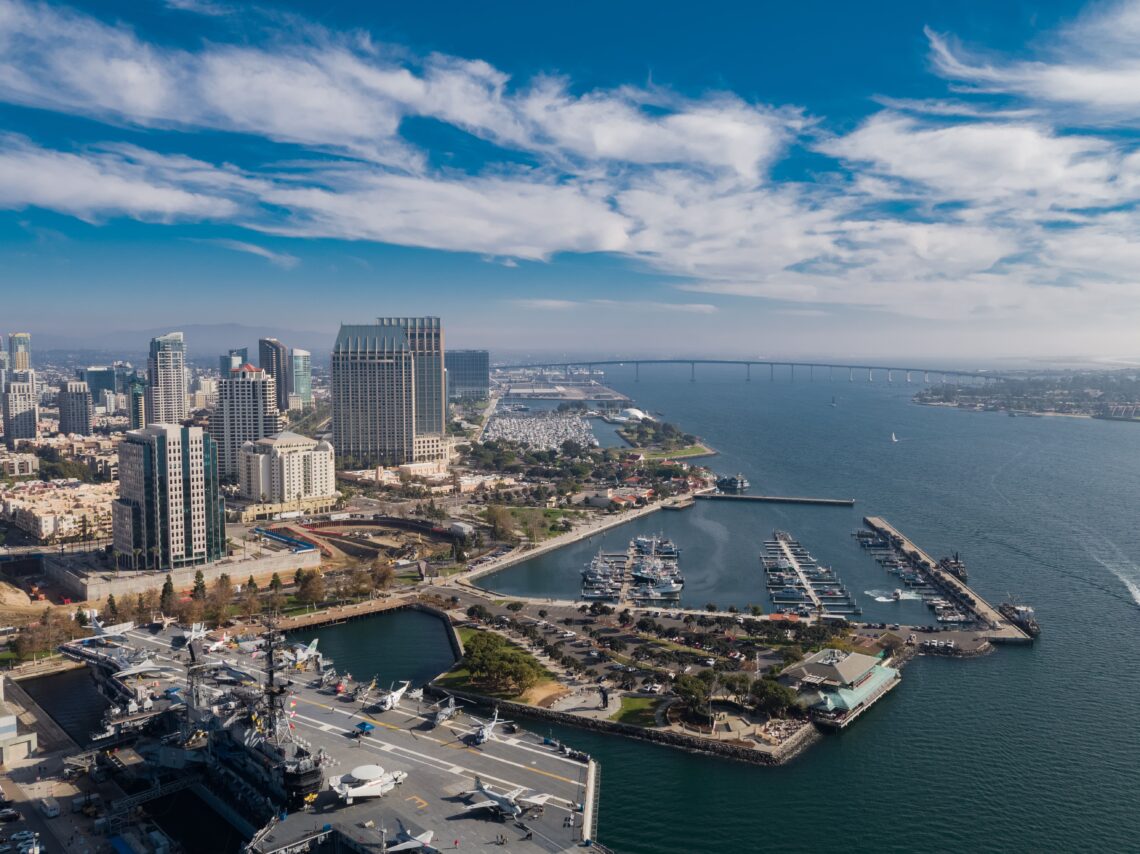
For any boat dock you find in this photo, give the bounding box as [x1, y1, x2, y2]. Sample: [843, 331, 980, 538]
[761, 531, 861, 616]
[696, 494, 855, 507]
[862, 517, 1030, 643]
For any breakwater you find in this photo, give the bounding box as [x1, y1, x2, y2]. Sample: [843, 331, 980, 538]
[695, 493, 855, 506]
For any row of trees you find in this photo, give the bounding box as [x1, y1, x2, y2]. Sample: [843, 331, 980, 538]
[672, 669, 799, 724]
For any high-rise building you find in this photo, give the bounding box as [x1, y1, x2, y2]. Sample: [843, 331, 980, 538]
[209, 364, 285, 477]
[0, 350, 8, 398]
[258, 338, 290, 412]
[78, 366, 117, 401]
[1, 373, 38, 449]
[113, 361, 134, 393]
[58, 380, 93, 436]
[219, 348, 248, 376]
[113, 424, 224, 571]
[444, 350, 490, 400]
[331, 317, 446, 467]
[239, 431, 336, 505]
[126, 374, 146, 429]
[290, 348, 312, 409]
[146, 332, 188, 425]
[7, 334, 31, 372]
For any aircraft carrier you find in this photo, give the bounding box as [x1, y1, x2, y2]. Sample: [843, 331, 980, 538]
[59, 620, 601, 853]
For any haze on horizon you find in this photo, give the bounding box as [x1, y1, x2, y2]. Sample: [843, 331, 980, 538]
[4, 0, 1140, 361]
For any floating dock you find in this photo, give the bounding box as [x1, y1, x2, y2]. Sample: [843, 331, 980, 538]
[761, 531, 860, 616]
[696, 494, 855, 506]
[862, 517, 1030, 643]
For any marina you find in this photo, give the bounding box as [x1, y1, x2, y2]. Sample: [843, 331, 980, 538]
[580, 534, 685, 604]
[762, 531, 862, 616]
[859, 517, 1033, 643]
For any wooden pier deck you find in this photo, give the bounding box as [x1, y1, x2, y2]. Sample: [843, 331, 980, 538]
[771, 536, 823, 610]
[862, 517, 1029, 643]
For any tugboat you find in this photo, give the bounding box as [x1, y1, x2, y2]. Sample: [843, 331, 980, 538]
[938, 552, 968, 582]
[998, 598, 1041, 638]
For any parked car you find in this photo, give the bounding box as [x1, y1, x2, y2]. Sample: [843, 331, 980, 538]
[0, 809, 21, 823]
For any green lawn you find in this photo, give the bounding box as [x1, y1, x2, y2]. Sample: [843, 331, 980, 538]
[611, 695, 661, 728]
[643, 444, 715, 460]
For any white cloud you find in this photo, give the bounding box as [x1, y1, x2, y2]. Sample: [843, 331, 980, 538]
[0, 134, 237, 221]
[202, 238, 298, 269]
[510, 299, 718, 314]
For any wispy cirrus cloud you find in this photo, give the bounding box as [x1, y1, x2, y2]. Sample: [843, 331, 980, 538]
[510, 298, 718, 314]
[197, 238, 299, 269]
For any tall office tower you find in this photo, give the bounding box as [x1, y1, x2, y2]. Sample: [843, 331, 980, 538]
[78, 366, 117, 401]
[219, 347, 248, 376]
[331, 317, 446, 467]
[113, 424, 224, 571]
[209, 364, 285, 477]
[7, 334, 30, 372]
[58, 380, 93, 436]
[0, 350, 8, 398]
[113, 361, 134, 393]
[290, 348, 312, 408]
[126, 374, 146, 429]
[444, 350, 490, 400]
[258, 338, 290, 412]
[1, 373, 39, 449]
[146, 332, 188, 425]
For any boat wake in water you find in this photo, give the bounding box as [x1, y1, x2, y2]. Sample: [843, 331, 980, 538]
[1083, 541, 1140, 607]
[864, 589, 924, 603]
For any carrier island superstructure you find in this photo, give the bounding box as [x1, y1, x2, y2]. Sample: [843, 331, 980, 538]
[60, 619, 600, 854]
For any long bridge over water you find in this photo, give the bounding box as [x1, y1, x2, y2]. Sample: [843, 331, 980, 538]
[494, 358, 1009, 384]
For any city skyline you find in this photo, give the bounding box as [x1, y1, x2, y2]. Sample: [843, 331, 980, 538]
[4, 0, 1140, 359]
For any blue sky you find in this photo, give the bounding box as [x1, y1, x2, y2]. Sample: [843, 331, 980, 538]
[4, 0, 1140, 360]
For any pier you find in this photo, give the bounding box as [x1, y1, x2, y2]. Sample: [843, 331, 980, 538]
[769, 534, 822, 610]
[695, 494, 855, 507]
[862, 517, 1030, 643]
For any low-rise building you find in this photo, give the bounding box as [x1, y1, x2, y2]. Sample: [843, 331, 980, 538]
[0, 478, 116, 543]
[782, 647, 900, 729]
[0, 452, 38, 477]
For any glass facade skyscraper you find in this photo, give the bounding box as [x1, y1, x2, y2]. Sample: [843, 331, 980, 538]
[444, 349, 490, 400]
[290, 348, 312, 407]
[7, 333, 30, 372]
[331, 317, 446, 467]
[259, 338, 290, 412]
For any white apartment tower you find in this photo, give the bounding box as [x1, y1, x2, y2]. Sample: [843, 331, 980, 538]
[113, 424, 224, 570]
[238, 431, 336, 504]
[331, 317, 446, 467]
[146, 332, 188, 425]
[209, 364, 285, 477]
[1, 373, 38, 449]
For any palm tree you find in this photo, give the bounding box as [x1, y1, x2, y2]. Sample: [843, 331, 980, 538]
[111, 549, 121, 573]
[150, 546, 162, 571]
[132, 548, 141, 571]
